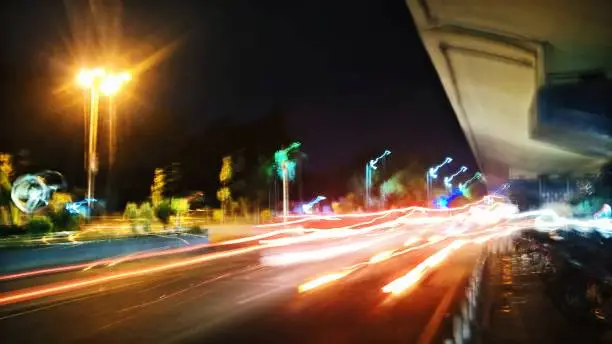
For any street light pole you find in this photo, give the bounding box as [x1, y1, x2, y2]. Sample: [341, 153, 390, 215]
[444, 166, 468, 190]
[425, 170, 431, 205]
[364, 150, 391, 210]
[458, 172, 484, 194]
[425, 157, 453, 205]
[282, 161, 289, 222]
[77, 68, 130, 217]
[86, 86, 100, 217]
[365, 164, 371, 209]
[274, 142, 301, 222]
[105, 95, 117, 212]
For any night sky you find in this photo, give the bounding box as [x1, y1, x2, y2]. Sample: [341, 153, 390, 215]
[1, 0, 475, 203]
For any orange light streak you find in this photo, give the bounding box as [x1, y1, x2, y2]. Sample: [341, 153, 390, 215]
[259, 195, 507, 228]
[0, 227, 304, 282]
[382, 240, 466, 295]
[298, 270, 355, 293]
[0, 244, 267, 306]
[368, 250, 394, 264]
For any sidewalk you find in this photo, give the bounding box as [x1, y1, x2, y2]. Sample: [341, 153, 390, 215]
[480, 251, 607, 343]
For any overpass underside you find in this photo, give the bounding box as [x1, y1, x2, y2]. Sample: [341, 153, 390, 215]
[406, 0, 612, 186]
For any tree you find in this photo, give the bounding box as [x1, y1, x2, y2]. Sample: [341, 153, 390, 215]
[0, 154, 14, 178]
[26, 216, 54, 235]
[187, 191, 206, 210]
[237, 197, 250, 218]
[48, 209, 80, 232]
[333, 193, 357, 213]
[0, 165, 13, 225]
[171, 198, 189, 228]
[217, 156, 233, 219]
[378, 162, 426, 208]
[123, 202, 156, 232]
[219, 156, 233, 184]
[139, 202, 155, 231]
[151, 168, 165, 207]
[165, 162, 181, 197]
[0, 153, 18, 226]
[155, 200, 173, 227]
[49, 192, 73, 213]
[247, 154, 275, 213]
[123, 202, 139, 231]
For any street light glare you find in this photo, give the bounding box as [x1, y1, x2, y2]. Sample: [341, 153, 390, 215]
[76, 68, 130, 95]
[75, 67, 131, 216]
[119, 71, 132, 82]
[76, 69, 97, 88]
[100, 74, 130, 96]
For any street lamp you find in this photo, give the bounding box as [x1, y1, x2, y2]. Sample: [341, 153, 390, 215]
[302, 195, 326, 214]
[76, 68, 130, 216]
[425, 157, 453, 204]
[101, 72, 130, 212]
[491, 182, 510, 196]
[365, 150, 391, 209]
[458, 172, 484, 193]
[443, 166, 468, 190]
[274, 142, 301, 222]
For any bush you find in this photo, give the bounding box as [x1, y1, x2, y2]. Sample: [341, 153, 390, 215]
[155, 200, 174, 225]
[185, 225, 207, 235]
[139, 202, 154, 231]
[259, 209, 271, 222]
[123, 202, 139, 220]
[212, 208, 224, 222]
[26, 216, 54, 235]
[48, 209, 80, 232]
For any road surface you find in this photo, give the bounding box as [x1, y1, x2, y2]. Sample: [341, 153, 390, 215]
[0, 235, 480, 343]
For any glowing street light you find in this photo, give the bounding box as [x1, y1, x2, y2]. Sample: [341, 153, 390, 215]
[458, 172, 484, 193]
[302, 195, 326, 214]
[425, 157, 453, 204]
[76, 68, 105, 88]
[274, 142, 301, 222]
[444, 166, 468, 190]
[100, 72, 131, 96]
[491, 182, 510, 196]
[76, 68, 130, 216]
[365, 150, 391, 209]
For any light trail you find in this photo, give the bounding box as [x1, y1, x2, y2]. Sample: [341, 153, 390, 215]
[2, 197, 523, 285]
[260, 198, 510, 248]
[259, 212, 404, 247]
[2, 197, 559, 306]
[381, 229, 517, 296]
[296, 219, 521, 295]
[298, 270, 355, 293]
[0, 244, 269, 306]
[262, 232, 404, 267]
[297, 232, 455, 294]
[260, 195, 509, 228]
[0, 227, 307, 282]
[382, 240, 466, 295]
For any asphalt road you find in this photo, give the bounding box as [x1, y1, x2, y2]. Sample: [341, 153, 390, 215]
[0, 233, 480, 344]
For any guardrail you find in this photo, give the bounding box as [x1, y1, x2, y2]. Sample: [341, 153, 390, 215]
[440, 252, 487, 344]
[440, 236, 516, 343]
